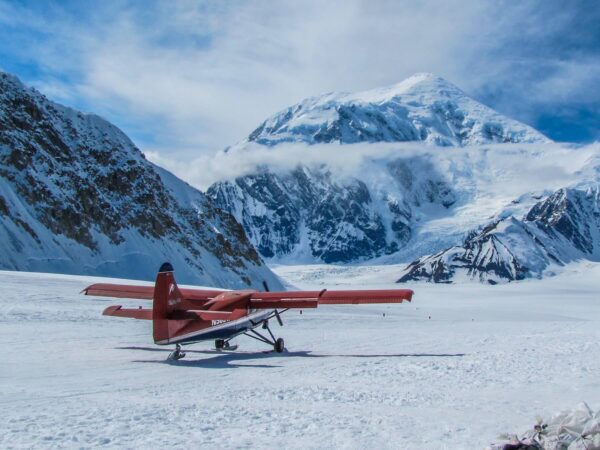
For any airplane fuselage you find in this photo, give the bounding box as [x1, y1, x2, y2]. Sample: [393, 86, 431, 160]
[156, 309, 272, 345]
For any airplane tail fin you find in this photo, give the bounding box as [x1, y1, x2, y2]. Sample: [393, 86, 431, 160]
[152, 262, 182, 344]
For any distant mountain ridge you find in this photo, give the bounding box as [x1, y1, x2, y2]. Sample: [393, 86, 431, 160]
[397, 187, 600, 284]
[244, 73, 550, 147]
[0, 71, 282, 288]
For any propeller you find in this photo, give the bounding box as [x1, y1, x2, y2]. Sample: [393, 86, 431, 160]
[262, 280, 284, 326]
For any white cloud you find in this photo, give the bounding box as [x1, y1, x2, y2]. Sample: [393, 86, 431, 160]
[2, 0, 598, 158]
[1, 1, 494, 154]
[146, 140, 596, 194]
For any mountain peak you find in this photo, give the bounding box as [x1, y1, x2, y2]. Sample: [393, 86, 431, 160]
[245, 74, 550, 147]
[347, 72, 463, 104]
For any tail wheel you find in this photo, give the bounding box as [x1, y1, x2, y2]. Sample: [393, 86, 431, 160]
[215, 339, 225, 350]
[274, 337, 285, 353]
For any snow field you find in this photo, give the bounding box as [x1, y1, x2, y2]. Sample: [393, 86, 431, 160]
[1, 264, 600, 449]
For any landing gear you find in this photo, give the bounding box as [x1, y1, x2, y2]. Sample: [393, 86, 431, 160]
[244, 319, 286, 353]
[215, 339, 238, 351]
[168, 344, 186, 360]
[274, 337, 285, 353]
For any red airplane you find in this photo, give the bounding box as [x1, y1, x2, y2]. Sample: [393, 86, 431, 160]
[83, 262, 414, 359]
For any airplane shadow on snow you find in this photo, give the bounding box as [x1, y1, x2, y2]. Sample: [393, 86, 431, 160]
[118, 346, 466, 369]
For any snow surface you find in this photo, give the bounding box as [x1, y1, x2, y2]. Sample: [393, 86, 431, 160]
[2, 265, 600, 449]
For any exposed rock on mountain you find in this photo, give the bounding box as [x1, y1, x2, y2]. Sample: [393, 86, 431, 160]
[0, 71, 281, 288]
[208, 158, 455, 263]
[397, 187, 600, 284]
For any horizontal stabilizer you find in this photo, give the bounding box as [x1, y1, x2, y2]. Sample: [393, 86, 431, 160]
[103, 305, 153, 320]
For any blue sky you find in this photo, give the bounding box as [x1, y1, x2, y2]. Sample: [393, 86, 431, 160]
[0, 0, 598, 158]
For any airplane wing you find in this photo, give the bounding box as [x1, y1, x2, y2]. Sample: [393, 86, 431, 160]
[248, 289, 412, 309]
[319, 289, 413, 304]
[84, 282, 413, 309]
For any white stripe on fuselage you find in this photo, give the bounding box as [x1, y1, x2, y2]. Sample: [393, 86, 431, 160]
[156, 309, 272, 345]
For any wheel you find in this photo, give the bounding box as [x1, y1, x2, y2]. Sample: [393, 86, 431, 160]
[274, 337, 285, 353]
[215, 339, 225, 350]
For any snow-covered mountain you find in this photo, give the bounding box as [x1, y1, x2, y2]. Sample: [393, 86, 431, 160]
[209, 73, 559, 265]
[0, 71, 282, 289]
[243, 73, 550, 147]
[398, 187, 600, 284]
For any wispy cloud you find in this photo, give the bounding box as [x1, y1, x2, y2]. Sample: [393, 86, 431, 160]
[0, 0, 598, 161]
[145, 141, 597, 194]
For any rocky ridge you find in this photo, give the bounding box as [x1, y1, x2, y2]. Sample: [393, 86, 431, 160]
[397, 187, 600, 284]
[0, 71, 282, 288]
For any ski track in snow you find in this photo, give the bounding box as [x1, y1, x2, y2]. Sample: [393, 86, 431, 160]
[1, 266, 600, 449]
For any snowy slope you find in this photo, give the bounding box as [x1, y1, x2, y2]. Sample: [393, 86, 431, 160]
[244, 73, 550, 147]
[397, 186, 600, 284]
[2, 267, 599, 449]
[0, 71, 282, 289]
